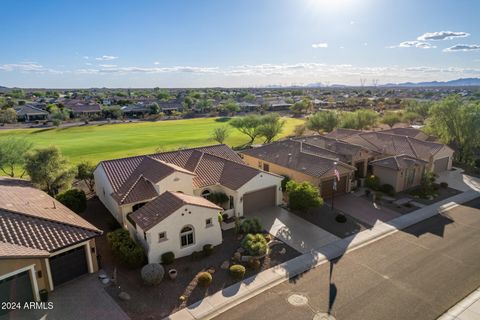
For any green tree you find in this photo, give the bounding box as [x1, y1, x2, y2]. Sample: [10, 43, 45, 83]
[230, 115, 262, 144]
[0, 137, 33, 177]
[156, 90, 171, 101]
[24, 146, 77, 196]
[340, 109, 378, 130]
[286, 180, 323, 211]
[306, 111, 339, 133]
[0, 108, 17, 124]
[257, 113, 285, 143]
[149, 103, 160, 114]
[381, 112, 402, 128]
[56, 189, 87, 213]
[211, 126, 230, 144]
[290, 98, 312, 115]
[402, 111, 420, 124]
[223, 101, 240, 116]
[403, 99, 432, 121]
[426, 95, 480, 163]
[76, 161, 96, 192]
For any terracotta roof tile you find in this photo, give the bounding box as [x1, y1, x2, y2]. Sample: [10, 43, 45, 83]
[130, 191, 221, 231]
[370, 155, 428, 170]
[0, 241, 49, 259]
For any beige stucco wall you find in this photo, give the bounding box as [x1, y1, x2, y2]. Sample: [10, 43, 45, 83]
[433, 146, 454, 171]
[0, 258, 49, 298]
[373, 164, 425, 192]
[94, 165, 124, 224]
[134, 204, 223, 263]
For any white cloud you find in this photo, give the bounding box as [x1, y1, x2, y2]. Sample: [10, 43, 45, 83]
[418, 31, 470, 41]
[350, 20, 355, 25]
[363, 42, 368, 46]
[154, 61, 160, 65]
[95, 55, 119, 61]
[83, 56, 89, 60]
[443, 44, 480, 52]
[85, 62, 92, 66]
[0, 63, 62, 74]
[312, 43, 328, 48]
[99, 64, 117, 68]
[389, 41, 436, 49]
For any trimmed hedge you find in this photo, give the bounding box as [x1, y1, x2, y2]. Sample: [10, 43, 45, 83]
[197, 272, 213, 287]
[229, 264, 246, 279]
[161, 252, 175, 265]
[107, 229, 145, 269]
[56, 189, 87, 213]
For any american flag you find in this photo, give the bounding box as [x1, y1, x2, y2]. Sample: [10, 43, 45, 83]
[334, 168, 340, 181]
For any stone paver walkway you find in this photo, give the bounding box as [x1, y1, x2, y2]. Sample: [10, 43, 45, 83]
[333, 194, 401, 227]
[247, 206, 340, 254]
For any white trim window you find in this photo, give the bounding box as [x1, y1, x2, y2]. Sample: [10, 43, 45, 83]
[180, 226, 194, 247]
[158, 232, 167, 242]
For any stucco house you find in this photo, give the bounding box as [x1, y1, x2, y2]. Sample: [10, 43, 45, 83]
[94, 144, 283, 261]
[240, 139, 357, 199]
[370, 155, 428, 192]
[0, 178, 101, 313]
[128, 191, 223, 263]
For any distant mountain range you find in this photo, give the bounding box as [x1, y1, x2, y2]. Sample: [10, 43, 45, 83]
[382, 78, 480, 87]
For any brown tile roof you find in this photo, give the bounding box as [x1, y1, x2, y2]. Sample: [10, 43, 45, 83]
[370, 155, 428, 170]
[0, 178, 100, 232]
[380, 127, 430, 141]
[114, 175, 158, 205]
[130, 191, 222, 231]
[241, 140, 355, 178]
[325, 128, 362, 140]
[0, 241, 49, 259]
[101, 145, 264, 205]
[294, 135, 367, 157]
[0, 209, 99, 255]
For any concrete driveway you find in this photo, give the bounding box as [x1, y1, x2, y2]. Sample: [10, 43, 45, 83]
[333, 194, 401, 227]
[246, 206, 340, 254]
[0, 273, 129, 320]
[437, 167, 480, 192]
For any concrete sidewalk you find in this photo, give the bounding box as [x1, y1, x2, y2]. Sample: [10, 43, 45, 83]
[438, 287, 480, 320]
[165, 190, 480, 320]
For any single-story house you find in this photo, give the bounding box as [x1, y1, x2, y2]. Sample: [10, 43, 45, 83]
[14, 105, 49, 122]
[67, 103, 102, 118]
[370, 155, 428, 192]
[240, 139, 356, 199]
[120, 104, 151, 117]
[0, 178, 102, 313]
[129, 191, 223, 263]
[94, 144, 282, 261]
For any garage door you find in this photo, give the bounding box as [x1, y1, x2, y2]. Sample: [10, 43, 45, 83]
[433, 157, 449, 173]
[243, 186, 276, 215]
[321, 176, 347, 199]
[50, 246, 88, 287]
[0, 270, 34, 316]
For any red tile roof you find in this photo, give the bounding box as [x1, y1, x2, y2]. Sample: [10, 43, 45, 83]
[129, 191, 222, 231]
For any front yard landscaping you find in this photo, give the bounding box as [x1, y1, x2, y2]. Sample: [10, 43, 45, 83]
[80, 198, 300, 319]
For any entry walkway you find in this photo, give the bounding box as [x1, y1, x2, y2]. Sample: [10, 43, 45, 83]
[247, 206, 340, 254]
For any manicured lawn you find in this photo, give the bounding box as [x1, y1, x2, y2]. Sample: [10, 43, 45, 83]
[0, 117, 304, 165]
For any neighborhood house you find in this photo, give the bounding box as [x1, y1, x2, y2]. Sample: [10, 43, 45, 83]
[94, 144, 283, 262]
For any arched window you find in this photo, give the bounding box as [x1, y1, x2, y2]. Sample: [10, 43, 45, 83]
[201, 189, 211, 199]
[180, 225, 194, 247]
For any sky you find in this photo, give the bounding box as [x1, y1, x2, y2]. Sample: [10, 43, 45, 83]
[1, 0, 480, 88]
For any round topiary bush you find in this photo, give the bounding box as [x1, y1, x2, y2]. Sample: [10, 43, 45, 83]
[335, 214, 347, 223]
[241, 233, 267, 256]
[240, 218, 263, 234]
[141, 263, 165, 286]
[229, 264, 246, 279]
[161, 252, 175, 265]
[197, 272, 213, 287]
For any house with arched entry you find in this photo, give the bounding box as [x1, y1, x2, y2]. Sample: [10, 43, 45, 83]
[93, 144, 282, 261]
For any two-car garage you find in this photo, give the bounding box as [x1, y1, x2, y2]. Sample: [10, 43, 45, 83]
[243, 186, 277, 215]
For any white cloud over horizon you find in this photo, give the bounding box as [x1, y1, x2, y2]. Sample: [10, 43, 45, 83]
[312, 43, 328, 48]
[418, 31, 470, 41]
[95, 55, 119, 61]
[443, 44, 480, 52]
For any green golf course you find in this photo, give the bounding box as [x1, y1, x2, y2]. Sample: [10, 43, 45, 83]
[0, 117, 304, 165]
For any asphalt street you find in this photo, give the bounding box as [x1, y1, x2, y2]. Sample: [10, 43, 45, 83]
[214, 198, 480, 320]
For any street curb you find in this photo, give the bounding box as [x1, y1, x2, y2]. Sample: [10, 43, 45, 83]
[164, 190, 479, 320]
[437, 287, 480, 319]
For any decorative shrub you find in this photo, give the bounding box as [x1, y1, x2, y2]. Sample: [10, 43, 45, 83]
[229, 264, 246, 279]
[107, 229, 145, 269]
[365, 175, 380, 191]
[286, 180, 323, 211]
[440, 182, 448, 188]
[217, 212, 223, 224]
[241, 233, 268, 256]
[141, 263, 165, 286]
[206, 192, 229, 205]
[248, 258, 261, 270]
[240, 218, 263, 234]
[281, 175, 291, 192]
[380, 184, 395, 197]
[203, 244, 214, 256]
[56, 189, 87, 213]
[161, 252, 175, 265]
[197, 272, 213, 287]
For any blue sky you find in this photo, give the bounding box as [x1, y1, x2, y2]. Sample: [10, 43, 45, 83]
[1, 0, 479, 88]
